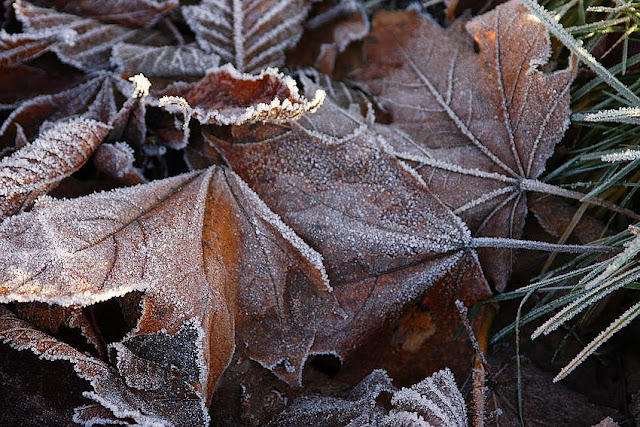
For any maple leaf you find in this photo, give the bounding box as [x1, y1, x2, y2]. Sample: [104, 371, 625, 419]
[356, 0, 580, 290]
[0, 164, 339, 421]
[182, 0, 312, 73]
[208, 74, 493, 378]
[14, 0, 174, 71]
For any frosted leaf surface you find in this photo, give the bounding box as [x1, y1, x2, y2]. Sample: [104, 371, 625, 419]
[271, 368, 467, 426]
[384, 368, 467, 427]
[0, 28, 69, 68]
[156, 64, 325, 126]
[183, 0, 312, 73]
[0, 117, 110, 220]
[210, 78, 491, 359]
[25, 0, 178, 27]
[357, 0, 575, 290]
[15, 0, 172, 71]
[113, 42, 220, 77]
[269, 369, 394, 426]
[0, 73, 131, 148]
[0, 163, 338, 397]
[0, 306, 207, 426]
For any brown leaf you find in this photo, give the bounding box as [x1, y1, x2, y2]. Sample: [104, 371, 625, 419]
[0, 164, 339, 415]
[0, 117, 110, 220]
[0, 28, 60, 67]
[0, 72, 131, 148]
[25, 0, 178, 28]
[209, 75, 492, 377]
[182, 0, 312, 73]
[357, 0, 575, 290]
[0, 306, 210, 425]
[156, 65, 325, 127]
[15, 0, 173, 71]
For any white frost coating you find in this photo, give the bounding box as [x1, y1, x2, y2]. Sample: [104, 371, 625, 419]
[601, 148, 640, 163]
[128, 73, 151, 98]
[112, 43, 220, 77]
[0, 117, 111, 220]
[573, 107, 640, 125]
[182, 0, 312, 73]
[232, 171, 332, 292]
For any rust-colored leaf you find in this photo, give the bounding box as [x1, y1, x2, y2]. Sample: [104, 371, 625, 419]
[357, 0, 575, 290]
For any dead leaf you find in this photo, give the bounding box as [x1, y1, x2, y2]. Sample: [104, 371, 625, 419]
[15, 0, 173, 71]
[0, 117, 110, 220]
[0, 28, 61, 67]
[0, 164, 339, 417]
[0, 72, 132, 148]
[209, 74, 492, 378]
[182, 0, 312, 73]
[357, 0, 575, 290]
[156, 64, 325, 126]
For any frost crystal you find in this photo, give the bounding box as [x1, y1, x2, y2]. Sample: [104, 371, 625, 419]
[128, 73, 152, 98]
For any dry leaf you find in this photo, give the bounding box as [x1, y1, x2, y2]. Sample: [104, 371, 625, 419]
[0, 117, 110, 220]
[210, 75, 492, 377]
[0, 28, 67, 67]
[156, 64, 325, 126]
[0, 164, 339, 419]
[15, 0, 173, 71]
[357, 0, 575, 290]
[0, 72, 132, 148]
[183, 0, 312, 73]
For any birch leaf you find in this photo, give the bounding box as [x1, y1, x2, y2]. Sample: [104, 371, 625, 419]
[182, 0, 312, 73]
[357, 0, 575, 290]
[15, 0, 172, 71]
[0, 165, 338, 409]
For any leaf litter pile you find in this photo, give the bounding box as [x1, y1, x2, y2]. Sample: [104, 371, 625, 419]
[0, 0, 639, 425]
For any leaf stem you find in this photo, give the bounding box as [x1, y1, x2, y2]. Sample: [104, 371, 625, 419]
[470, 237, 614, 253]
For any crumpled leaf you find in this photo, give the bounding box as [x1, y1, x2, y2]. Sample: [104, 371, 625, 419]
[0, 164, 339, 415]
[0, 306, 209, 426]
[357, 0, 575, 290]
[112, 42, 220, 77]
[156, 64, 325, 126]
[182, 0, 312, 73]
[0, 72, 131, 148]
[15, 0, 173, 71]
[210, 75, 491, 375]
[0, 117, 110, 220]
[271, 368, 467, 426]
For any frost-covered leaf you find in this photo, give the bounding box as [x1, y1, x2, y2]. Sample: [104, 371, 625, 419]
[0, 28, 70, 67]
[0, 117, 110, 220]
[0, 165, 338, 402]
[271, 368, 467, 426]
[26, 0, 178, 28]
[0, 72, 131, 148]
[182, 0, 312, 73]
[211, 76, 492, 373]
[15, 0, 172, 71]
[270, 369, 394, 426]
[156, 64, 325, 126]
[384, 368, 467, 427]
[0, 306, 208, 426]
[357, 0, 575, 290]
[112, 42, 220, 77]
